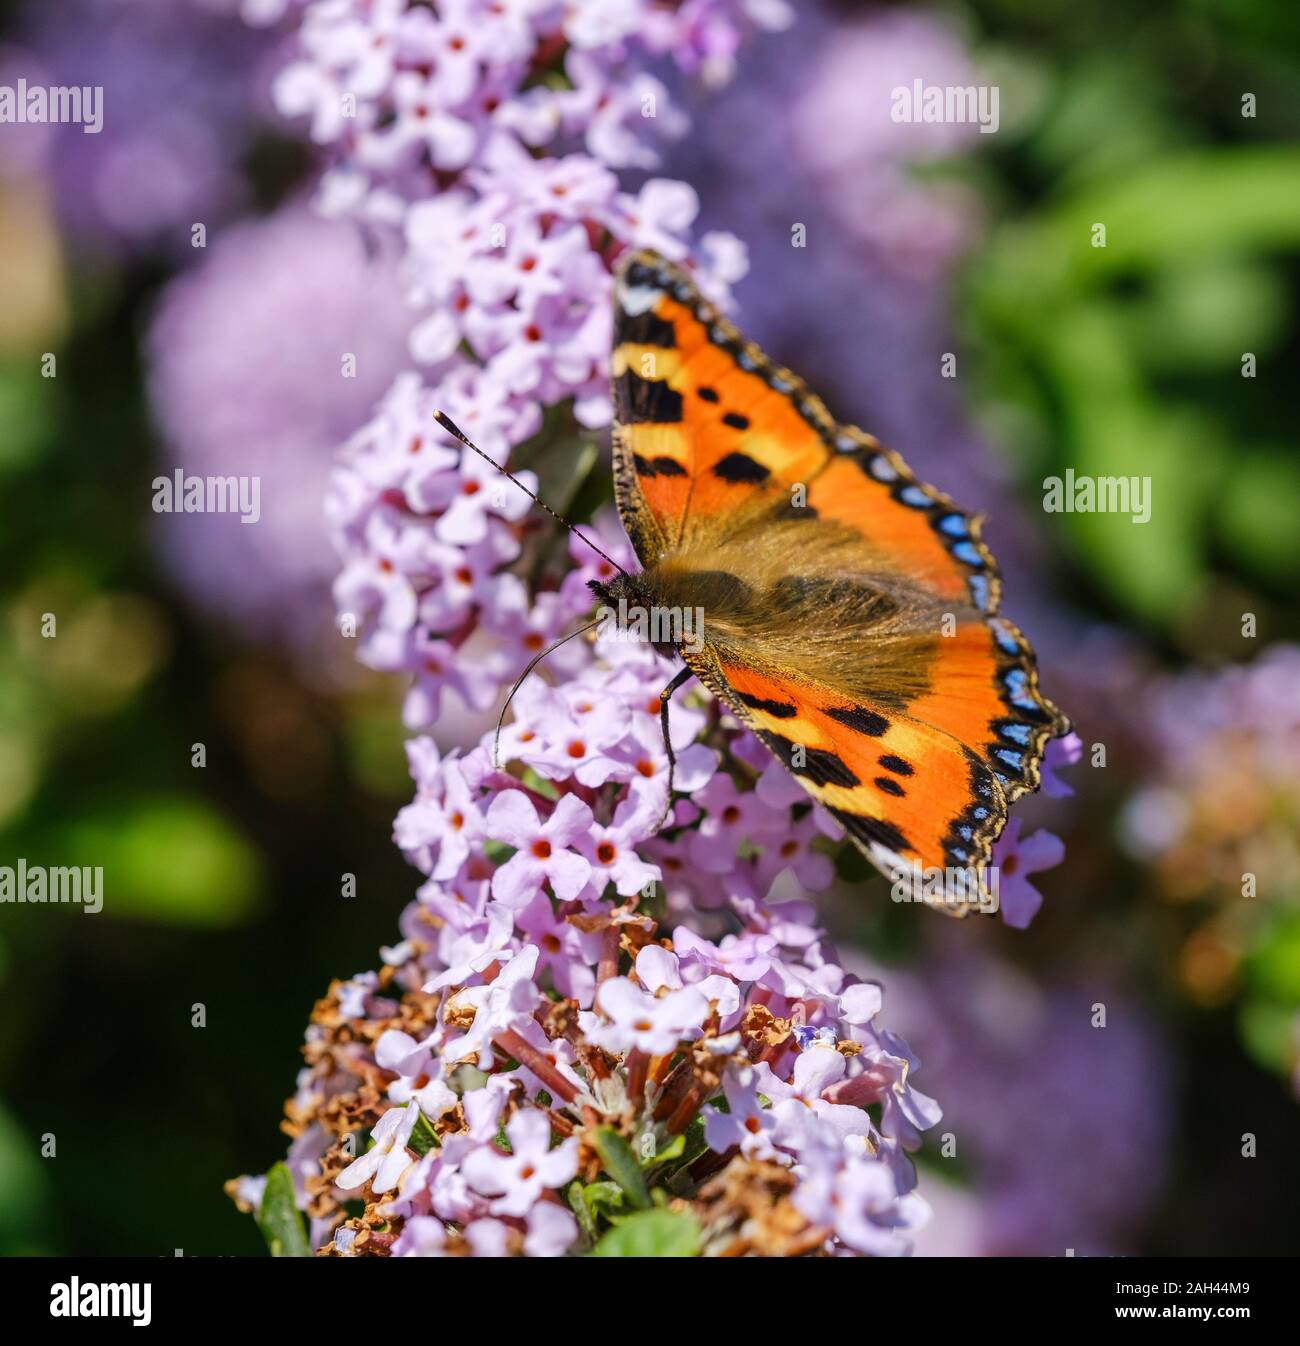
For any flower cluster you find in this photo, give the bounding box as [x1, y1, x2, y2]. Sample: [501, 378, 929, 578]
[231, 694, 942, 1255]
[296, 0, 782, 711]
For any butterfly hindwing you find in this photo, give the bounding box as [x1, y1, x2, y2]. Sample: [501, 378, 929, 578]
[683, 649, 1009, 912]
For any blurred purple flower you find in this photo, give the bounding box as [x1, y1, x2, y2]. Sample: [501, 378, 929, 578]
[146, 203, 412, 651]
[876, 942, 1171, 1257]
[19, 0, 273, 258]
[991, 816, 1066, 929]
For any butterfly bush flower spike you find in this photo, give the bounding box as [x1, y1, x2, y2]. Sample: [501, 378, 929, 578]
[229, 0, 1077, 1258]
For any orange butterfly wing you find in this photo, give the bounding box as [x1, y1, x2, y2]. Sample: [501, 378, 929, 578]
[610, 250, 1067, 910]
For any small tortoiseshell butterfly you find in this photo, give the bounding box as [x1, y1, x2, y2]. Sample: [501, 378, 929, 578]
[591, 249, 1070, 915]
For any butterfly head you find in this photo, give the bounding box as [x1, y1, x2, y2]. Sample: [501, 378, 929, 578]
[587, 569, 649, 611]
[588, 570, 689, 660]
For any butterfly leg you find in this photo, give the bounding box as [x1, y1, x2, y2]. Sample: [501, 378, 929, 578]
[652, 664, 695, 835]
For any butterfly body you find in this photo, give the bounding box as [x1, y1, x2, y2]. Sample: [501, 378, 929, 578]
[606, 250, 1068, 915]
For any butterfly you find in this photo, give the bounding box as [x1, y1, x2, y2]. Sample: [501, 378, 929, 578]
[589, 248, 1070, 916]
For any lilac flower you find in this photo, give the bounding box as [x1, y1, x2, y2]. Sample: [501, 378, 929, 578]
[485, 791, 594, 906]
[703, 1066, 780, 1160]
[336, 1099, 420, 1195]
[439, 945, 542, 1070]
[20, 0, 269, 257]
[461, 1109, 580, 1218]
[584, 976, 710, 1058]
[574, 796, 661, 897]
[374, 1030, 459, 1121]
[757, 1049, 876, 1146]
[991, 817, 1067, 930]
[147, 203, 412, 652]
[1040, 732, 1084, 798]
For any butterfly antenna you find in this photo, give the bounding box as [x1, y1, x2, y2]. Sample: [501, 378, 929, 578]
[433, 410, 630, 578]
[492, 617, 604, 770]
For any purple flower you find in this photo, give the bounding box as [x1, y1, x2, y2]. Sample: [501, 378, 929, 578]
[585, 976, 709, 1058]
[440, 945, 542, 1070]
[336, 1099, 420, 1195]
[461, 1108, 580, 1218]
[704, 1065, 779, 1160]
[485, 791, 594, 906]
[147, 203, 411, 652]
[1041, 732, 1083, 798]
[235, 0, 945, 1263]
[991, 818, 1067, 929]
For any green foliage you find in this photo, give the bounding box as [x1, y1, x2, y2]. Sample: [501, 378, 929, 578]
[56, 796, 261, 927]
[255, 1163, 311, 1258]
[964, 122, 1300, 629]
[591, 1127, 652, 1210]
[591, 1208, 700, 1258]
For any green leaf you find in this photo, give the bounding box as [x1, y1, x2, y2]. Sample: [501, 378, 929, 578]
[409, 1113, 440, 1157]
[567, 1180, 598, 1240]
[592, 1127, 652, 1210]
[581, 1181, 626, 1223]
[591, 1208, 700, 1258]
[256, 1163, 311, 1258]
[643, 1133, 685, 1168]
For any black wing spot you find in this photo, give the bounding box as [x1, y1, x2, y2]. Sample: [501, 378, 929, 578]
[825, 705, 889, 737]
[874, 776, 906, 797]
[697, 386, 719, 402]
[713, 452, 769, 484]
[722, 412, 750, 430]
[634, 454, 687, 478]
[829, 808, 910, 856]
[620, 310, 676, 348]
[766, 734, 861, 788]
[877, 754, 914, 776]
[614, 370, 683, 424]
[735, 691, 797, 719]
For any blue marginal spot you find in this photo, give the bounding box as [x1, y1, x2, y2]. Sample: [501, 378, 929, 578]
[995, 747, 1024, 771]
[1000, 722, 1032, 745]
[899, 485, 931, 508]
[709, 325, 730, 345]
[869, 455, 899, 482]
[738, 351, 759, 372]
[950, 846, 970, 862]
[990, 619, 1020, 656]
[770, 375, 794, 393]
[1003, 668, 1041, 712]
[938, 513, 968, 537]
[969, 575, 991, 611]
[835, 433, 857, 452]
[972, 807, 989, 821]
[952, 540, 984, 567]
[957, 824, 973, 841]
